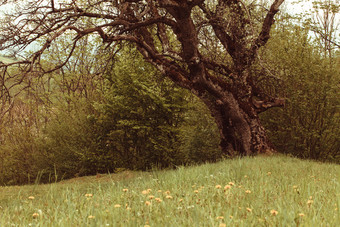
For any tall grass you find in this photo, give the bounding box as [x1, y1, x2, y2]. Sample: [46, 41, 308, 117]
[0, 155, 339, 226]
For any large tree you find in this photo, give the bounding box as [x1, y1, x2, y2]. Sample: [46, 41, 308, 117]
[0, 0, 285, 156]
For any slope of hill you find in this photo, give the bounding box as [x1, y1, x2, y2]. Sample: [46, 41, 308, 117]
[0, 55, 17, 64]
[0, 155, 339, 226]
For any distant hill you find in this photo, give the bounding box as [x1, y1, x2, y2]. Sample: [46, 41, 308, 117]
[0, 55, 17, 64]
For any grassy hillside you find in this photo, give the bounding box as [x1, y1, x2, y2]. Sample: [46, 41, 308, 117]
[0, 155, 339, 226]
[0, 55, 17, 64]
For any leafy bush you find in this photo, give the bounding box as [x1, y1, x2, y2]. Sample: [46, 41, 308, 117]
[260, 25, 340, 162]
[179, 97, 222, 164]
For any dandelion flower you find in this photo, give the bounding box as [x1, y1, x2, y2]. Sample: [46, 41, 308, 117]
[224, 185, 231, 190]
[114, 204, 121, 208]
[28, 196, 35, 200]
[122, 189, 128, 192]
[246, 208, 252, 213]
[270, 209, 278, 216]
[307, 200, 313, 206]
[299, 213, 305, 217]
[88, 215, 95, 219]
[245, 190, 251, 194]
[215, 185, 222, 189]
[216, 216, 224, 220]
[32, 213, 39, 218]
[145, 201, 151, 206]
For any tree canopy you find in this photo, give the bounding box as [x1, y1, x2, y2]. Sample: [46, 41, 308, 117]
[1, 0, 287, 156]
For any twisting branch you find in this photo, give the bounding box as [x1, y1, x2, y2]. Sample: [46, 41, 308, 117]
[250, 0, 285, 58]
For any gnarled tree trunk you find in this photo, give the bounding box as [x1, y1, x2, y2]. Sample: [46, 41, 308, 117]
[204, 94, 274, 156]
[194, 69, 280, 156]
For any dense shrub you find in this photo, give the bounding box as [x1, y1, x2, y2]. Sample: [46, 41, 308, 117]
[260, 26, 340, 162]
[0, 49, 223, 185]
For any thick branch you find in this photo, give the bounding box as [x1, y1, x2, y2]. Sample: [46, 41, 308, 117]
[250, 0, 285, 58]
[253, 97, 285, 113]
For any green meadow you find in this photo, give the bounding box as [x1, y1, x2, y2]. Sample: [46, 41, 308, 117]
[0, 155, 339, 226]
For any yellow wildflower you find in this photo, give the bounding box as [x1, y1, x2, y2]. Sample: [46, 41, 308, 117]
[155, 198, 162, 203]
[194, 190, 199, 193]
[307, 200, 313, 206]
[148, 195, 155, 200]
[224, 185, 231, 190]
[114, 204, 121, 208]
[166, 195, 173, 199]
[32, 213, 39, 218]
[216, 216, 224, 220]
[219, 224, 227, 227]
[245, 190, 251, 194]
[142, 190, 149, 195]
[145, 201, 151, 206]
[85, 193, 93, 197]
[246, 208, 252, 213]
[270, 209, 278, 216]
[299, 213, 305, 217]
[122, 189, 128, 192]
[215, 185, 222, 189]
[28, 196, 35, 200]
[228, 182, 235, 186]
[88, 215, 95, 219]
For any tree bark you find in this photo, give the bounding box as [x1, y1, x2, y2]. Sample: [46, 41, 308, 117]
[199, 89, 274, 157]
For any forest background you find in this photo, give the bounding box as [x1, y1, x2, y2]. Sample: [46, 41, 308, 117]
[0, 0, 339, 186]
